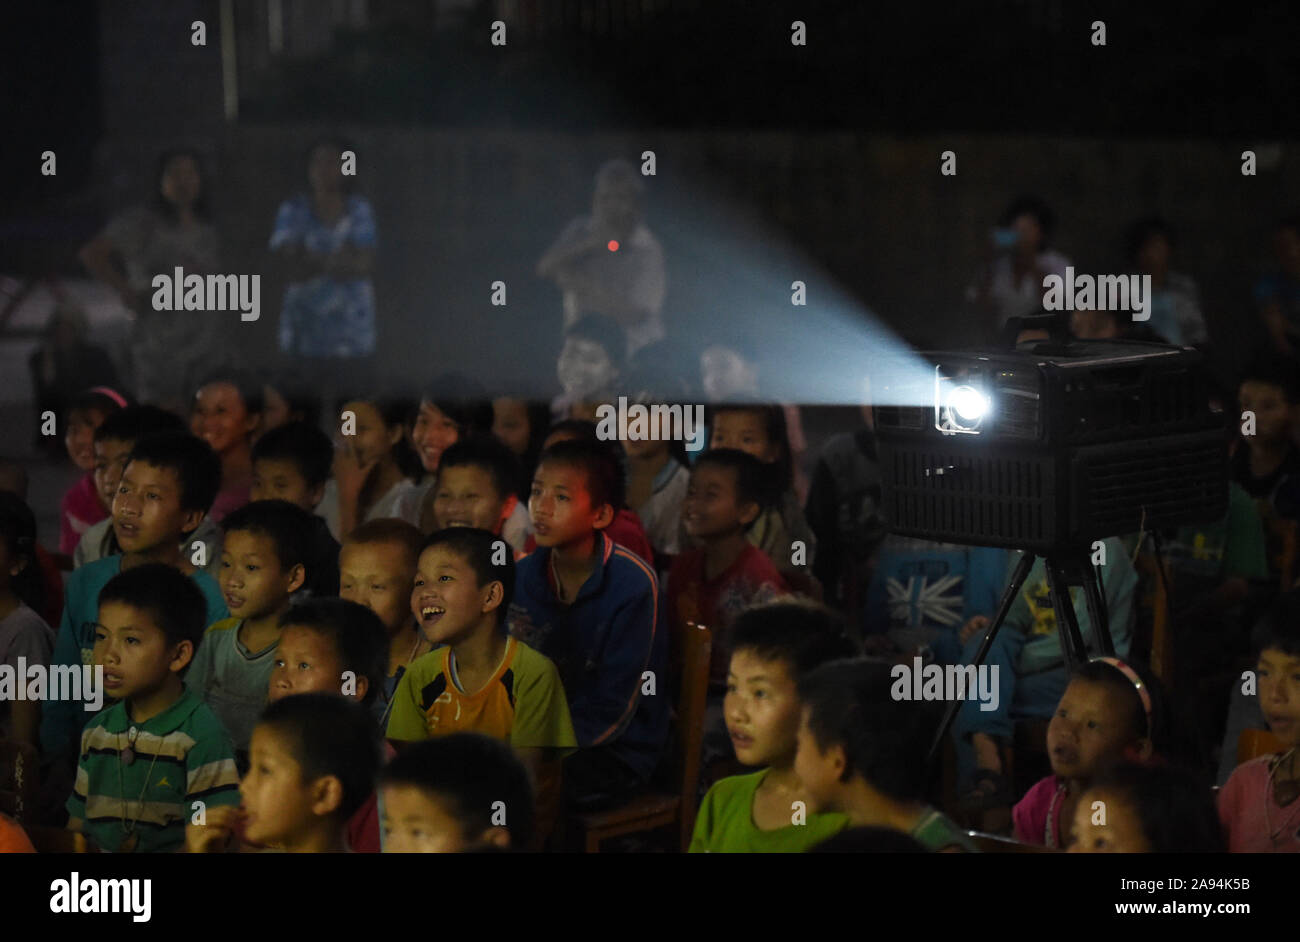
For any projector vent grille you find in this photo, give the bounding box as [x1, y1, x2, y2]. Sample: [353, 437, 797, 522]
[1077, 440, 1226, 532]
[886, 448, 1052, 545]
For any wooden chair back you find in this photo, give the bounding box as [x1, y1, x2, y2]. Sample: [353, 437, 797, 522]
[570, 623, 712, 852]
[675, 622, 713, 850]
[1133, 553, 1172, 687]
[1237, 728, 1285, 765]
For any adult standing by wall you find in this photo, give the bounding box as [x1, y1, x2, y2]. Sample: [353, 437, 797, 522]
[269, 137, 378, 395]
[78, 148, 223, 413]
[536, 158, 667, 359]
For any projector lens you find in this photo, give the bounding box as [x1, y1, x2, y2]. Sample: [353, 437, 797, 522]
[949, 386, 988, 423]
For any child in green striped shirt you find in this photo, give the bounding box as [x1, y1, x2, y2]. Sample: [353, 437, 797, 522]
[67, 564, 240, 852]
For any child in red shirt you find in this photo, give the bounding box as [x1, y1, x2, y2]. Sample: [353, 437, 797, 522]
[668, 449, 789, 688]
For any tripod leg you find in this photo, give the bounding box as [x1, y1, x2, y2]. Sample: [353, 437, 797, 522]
[928, 551, 1037, 764]
[1080, 554, 1114, 657]
[1044, 558, 1089, 670]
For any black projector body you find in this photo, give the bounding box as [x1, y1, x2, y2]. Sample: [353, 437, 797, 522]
[873, 340, 1228, 555]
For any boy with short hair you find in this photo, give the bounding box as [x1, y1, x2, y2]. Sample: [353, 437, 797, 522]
[387, 528, 575, 768]
[796, 658, 975, 852]
[73, 405, 202, 569]
[339, 519, 428, 704]
[509, 438, 668, 807]
[669, 449, 790, 689]
[380, 732, 535, 852]
[689, 600, 857, 852]
[68, 564, 240, 853]
[186, 599, 392, 855]
[188, 693, 381, 853]
[268, 596, 389, 708]
[1233, 355, 1300, 521]
[425, 437, 525, 557]
[191, 598, 391, 855]
[187, 500, 312, 757]
[531, 419, 655, 565]
[250, 420, 340, 595]
[268, 596, 392, 852]
[43, 431, 229, 762]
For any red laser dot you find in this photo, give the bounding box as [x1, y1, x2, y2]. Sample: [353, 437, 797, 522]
[607, 240, 619, 252]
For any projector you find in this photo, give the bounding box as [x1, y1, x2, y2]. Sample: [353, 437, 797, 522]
[873, 340, 1227, 554]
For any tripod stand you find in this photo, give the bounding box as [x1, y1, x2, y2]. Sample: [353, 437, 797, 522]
[927, 544, 1115, 764]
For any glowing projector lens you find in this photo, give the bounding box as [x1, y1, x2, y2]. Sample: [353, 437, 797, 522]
[948, 386, 988, 423]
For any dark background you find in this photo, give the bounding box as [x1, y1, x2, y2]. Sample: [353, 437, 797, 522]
[3, 0, 1300, 395]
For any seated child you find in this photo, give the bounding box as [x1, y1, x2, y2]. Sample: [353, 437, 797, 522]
[617, 374, 690, 562]
[709, 403, 817, 586]
[387, 528, 575, 759]
[669, 449, 790, 690]
[190, 372, 263, 523]
[488, 397, 551, 553]
[251, 420, 340, 595]
[552, 314, 624, 424]
[388, 527, 573, 846]
[192, 598, 392, 854]
[1012, 657, 1162, 848]
[698, 339, 810, 501]
[491, 396, 550, 489]
[259, 374, 321, 436]
[954, 537, 1137, 815]
[74, 405, 192, 569]
[689, 601, 858, 852]
[529, 420, 655, 565]
[269, 597, 389, 709]
[380, 732, 535, 852]
[187, 693, 380, 853]
[425, 437, 525, 558]
[1070, 762, 1223, 853]
[68, 564, 240, 853]
[407, 371, 495, 491]
[188, 500, 313, 758]
[59, 387, 127, 554]
[269, 597, 391, 852]
[43, 431, 229, 763]
[321, 395, 423, 540]
[1218, 597, 1300, 852]
[339, 519, 428, 708]
[1232, 355, 1300, 521]
[509, 438, 668, 808]
[796, 658, 976, 852]
[0, 493, 55, 750]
